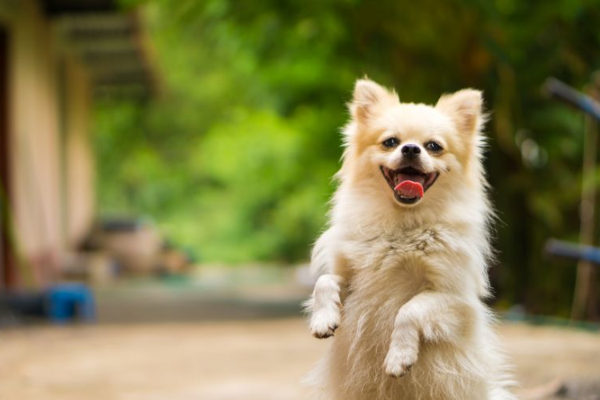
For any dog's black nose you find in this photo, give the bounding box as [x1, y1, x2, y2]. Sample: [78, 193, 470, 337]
[401, 144, 421, 158]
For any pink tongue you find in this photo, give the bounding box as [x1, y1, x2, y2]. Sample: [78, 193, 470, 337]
[394, 180, 424, 199]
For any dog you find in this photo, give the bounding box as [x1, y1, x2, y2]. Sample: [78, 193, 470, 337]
[305, 79, 515, 399]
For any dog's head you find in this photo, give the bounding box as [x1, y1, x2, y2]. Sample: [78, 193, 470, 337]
[340, 79, 486, 209]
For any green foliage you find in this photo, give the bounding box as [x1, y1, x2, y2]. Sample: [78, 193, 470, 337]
[96, 0, 600, 314]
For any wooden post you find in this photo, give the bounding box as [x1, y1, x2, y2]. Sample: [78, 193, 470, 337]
[571, 77, 599, 320]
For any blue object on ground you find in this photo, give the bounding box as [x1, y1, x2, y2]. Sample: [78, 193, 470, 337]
[45, 283, 96, 323]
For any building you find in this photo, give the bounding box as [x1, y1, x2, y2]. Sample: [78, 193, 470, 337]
[0, 0, 155, 289]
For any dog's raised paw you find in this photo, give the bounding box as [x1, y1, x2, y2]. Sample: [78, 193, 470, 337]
[384, 346, 417, 377]
[312, 324, 338, 339]
[310, 308, 340, 339]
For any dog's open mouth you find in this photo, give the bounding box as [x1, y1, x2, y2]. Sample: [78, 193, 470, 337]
[380, 166, 439, 204]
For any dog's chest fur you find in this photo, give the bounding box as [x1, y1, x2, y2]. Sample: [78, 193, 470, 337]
[344, 225, 446, 267]
[326, 225, 485, 399]
[340, 224, 460, 294]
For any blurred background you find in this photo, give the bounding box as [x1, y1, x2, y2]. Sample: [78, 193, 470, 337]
[1, 0, 600, 399]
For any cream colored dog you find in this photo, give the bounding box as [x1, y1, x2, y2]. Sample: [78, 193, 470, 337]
[306, 79, 515, 400]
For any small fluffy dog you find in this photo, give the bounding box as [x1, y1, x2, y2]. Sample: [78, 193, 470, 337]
[306, 79, 515, 400]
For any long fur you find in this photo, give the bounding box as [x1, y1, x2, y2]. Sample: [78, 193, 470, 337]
[306, 79, 515, 400]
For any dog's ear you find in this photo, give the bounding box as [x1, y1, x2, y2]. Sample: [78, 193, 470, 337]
[436, 89, 484, 136]
[350, 79, 396, 123]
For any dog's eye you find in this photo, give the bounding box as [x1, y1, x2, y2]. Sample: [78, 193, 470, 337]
[382, 137, 400, 149]
[425, 141, 443, 152]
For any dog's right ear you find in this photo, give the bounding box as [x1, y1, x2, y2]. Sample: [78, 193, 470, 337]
[349, 79, 396, 123]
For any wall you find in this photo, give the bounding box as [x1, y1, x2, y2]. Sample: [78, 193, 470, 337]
[1, 0, 95, 287]
[63, 55, 95, 248]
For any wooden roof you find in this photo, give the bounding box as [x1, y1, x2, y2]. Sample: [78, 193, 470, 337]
[43, 0, 157, 97]
[43, 0, 117, 15]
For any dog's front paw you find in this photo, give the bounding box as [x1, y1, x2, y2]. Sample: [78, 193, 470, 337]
[384, 345, 418, 377]
[310, 306, 340, 339]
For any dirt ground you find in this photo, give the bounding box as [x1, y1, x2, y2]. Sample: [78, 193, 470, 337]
[1, 319, 599, 400]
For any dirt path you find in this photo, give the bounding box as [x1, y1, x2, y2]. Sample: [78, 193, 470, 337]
[1, 319, 599, 400]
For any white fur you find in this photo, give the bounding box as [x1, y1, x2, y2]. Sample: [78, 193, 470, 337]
[306, 79, 515, 400]
[308, 274, 343, 338]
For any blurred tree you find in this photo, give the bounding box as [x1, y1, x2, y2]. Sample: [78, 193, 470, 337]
[97, 0, 600, 317]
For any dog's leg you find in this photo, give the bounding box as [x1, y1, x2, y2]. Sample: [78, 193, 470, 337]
[384, 291, 471, 377]
[308, 274, 344, 338]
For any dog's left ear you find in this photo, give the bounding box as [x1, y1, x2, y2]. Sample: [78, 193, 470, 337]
[436, 89, 483, 136]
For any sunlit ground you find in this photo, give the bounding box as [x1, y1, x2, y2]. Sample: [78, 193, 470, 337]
[1, 267, 599, 400]
[2, 320, 600, 400]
